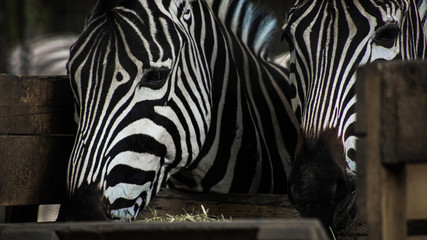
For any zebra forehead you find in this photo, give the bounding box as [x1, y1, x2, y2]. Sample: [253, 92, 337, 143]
[91, 0, 199, 17]
[289, 0, 408, 11]
[99, 0, 124, 11]
[284, 0, 413, 31]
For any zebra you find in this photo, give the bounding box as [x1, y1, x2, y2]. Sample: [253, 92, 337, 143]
[282, 0, 427, 229]
[57, 0, 299, 221]
[8, 34, 77, 76]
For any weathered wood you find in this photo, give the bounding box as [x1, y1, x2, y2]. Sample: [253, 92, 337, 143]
[380, 62, 427, 164]
[356, 60, 383, 240]
[0, 220, 329, 240]
[406, 164, 427, 220]
[356, 60, 427, 240]
[0, 75, 75, 206]
[139, 189, 298, 219]
[0, 229, 60, 240]
[0, 74, 75, 135]
[408, 236, 427, 240]
[381, 165, 406, 240]
[357, 61, 427, 165]
[0, 136, 73, 205]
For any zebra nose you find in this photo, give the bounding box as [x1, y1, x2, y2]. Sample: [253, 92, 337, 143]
[57, 183, 108, 221]
[288, 159, 341, 228]
[333, 186, 357, 229]
[289, 129, 353, 229]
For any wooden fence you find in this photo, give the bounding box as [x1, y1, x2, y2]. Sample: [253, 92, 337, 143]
[2, 60, 427, 239]
[357, 60, 427, 240]
[0, 75, 74, 207]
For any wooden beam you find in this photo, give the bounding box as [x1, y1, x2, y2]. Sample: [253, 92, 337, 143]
[0, 220, 329, 240]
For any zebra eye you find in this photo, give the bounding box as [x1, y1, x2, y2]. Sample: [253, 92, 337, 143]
[139, 68, 170, 89]
[374, 23, 400, 48]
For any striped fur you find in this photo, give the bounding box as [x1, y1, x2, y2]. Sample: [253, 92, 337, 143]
[283, 0, 427, 229]
[58, 0, 298, 221]
[8, 34, 77, 75]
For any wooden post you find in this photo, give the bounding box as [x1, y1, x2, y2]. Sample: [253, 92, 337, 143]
[357, 60, 427, 240]
[356, 60, 386, 240]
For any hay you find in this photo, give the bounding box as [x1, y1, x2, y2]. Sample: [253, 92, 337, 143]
[139, 205, 231, 223]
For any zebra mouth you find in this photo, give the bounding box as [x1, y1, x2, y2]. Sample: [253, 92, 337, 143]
[105, 169, 156, 220]
[106, 181, 154, 220]
[109, 193, 147, 220]
[333, 190, 357, 229]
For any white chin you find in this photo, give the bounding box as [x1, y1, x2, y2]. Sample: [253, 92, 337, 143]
[110, 206, 139, 220]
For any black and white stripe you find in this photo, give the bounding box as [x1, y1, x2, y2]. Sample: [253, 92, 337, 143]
[8, 34, 77, 75]
[282, 0, 427, 228]
[58, 0, 299, 221]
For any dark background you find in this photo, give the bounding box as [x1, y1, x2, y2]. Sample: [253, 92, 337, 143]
[0, 0, 296, 73]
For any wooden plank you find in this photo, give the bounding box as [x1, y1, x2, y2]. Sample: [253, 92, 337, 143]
[406, 164, 427, 220]
[379, 61, 427, 164]
[0, 74, 75, 206]
[408, 237, 427, 240]
[381, 165, 406, 240]
[356, 61, 427, 165]
[0, 229, 60, 240]
[0, 74, 75, 135]
[0, 220, 329, 240]
[139, 189, 298, 219]
[356, 61, 383, 240]
[357, 61, 427, 240]
[0, 136, 73, 206]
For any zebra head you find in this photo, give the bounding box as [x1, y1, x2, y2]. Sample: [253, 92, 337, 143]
[283, 0, 427, 228]
[58, 0, 213, 221]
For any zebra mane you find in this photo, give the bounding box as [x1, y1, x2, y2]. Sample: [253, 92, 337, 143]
[206, 0, 277, 56]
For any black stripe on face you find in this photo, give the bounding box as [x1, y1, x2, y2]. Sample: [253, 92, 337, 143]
[107, 134, 167, 159]
[106, 165, 156, 187]
[109, 191, 146, 212]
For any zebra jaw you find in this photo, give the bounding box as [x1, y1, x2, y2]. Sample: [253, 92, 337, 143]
[106, 182, 153, 220]
[109, 196, 146, 221]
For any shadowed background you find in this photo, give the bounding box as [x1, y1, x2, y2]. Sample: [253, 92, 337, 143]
[0, 0, 296, 74]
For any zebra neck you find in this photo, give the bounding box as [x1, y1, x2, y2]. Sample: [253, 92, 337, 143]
[172, 38, 298, 193]
[206, 0, 276, 57]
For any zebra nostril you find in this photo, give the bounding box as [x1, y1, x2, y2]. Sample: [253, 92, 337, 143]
[57, 183, 107, 221]
[289, 128, 355, 228]
[333, 188, 357, 229]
